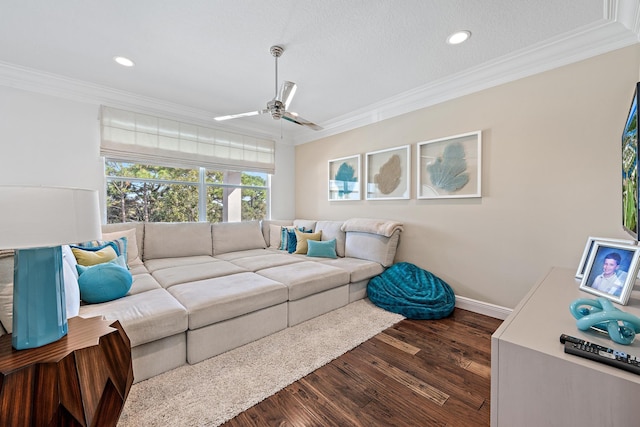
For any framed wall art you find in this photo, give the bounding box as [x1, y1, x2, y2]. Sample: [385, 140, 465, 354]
[575, 236, 636, 279]
[417, 131, 482, 199]
[579, 240, 640, 305]
[328, 155, 361, 201]
[365, 145, 410, 200]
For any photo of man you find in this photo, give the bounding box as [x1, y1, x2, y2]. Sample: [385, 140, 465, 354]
[590, 252, 625, 297]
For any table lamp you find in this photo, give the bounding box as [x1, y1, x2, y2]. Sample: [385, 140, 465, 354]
[0, 185, 101, 350]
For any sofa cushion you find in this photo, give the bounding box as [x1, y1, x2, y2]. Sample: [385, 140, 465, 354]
[144, 222, 213, 260]
[79, 288, 188, 347]
[312, 257, 384, 283]
[102, 228, 142, 266]
[213, 249, 271, 261]
[144, 255, 217, 273]
[261, 219, 293, 248]
[227, 253, 304, 272]
[101, 222, 144, 262]
[212, 221, 266, 255]
[151, 260, 247, 289]
[315, 220, 346, 257]
[345, 229, 401, 267]
[128, 273, 162, 295]
[168, 272, 288, 329]
[257, 261, 349, 300]
[293, 219, 317, 232]
[128, 263, 150, 276]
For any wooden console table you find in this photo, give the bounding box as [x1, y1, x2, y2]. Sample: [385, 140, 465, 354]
[491, 267, 640, 426]
[0, 316, 133, 427]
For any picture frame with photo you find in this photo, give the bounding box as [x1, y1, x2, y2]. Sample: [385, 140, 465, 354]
[579, 241, 640, 305]
[328, 155, 361, 201]
[365, 145, 410, 200]
[575, 236, 636, 279]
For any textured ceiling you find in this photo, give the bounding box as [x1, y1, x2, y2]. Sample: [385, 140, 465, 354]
[0, 1, 638, 143]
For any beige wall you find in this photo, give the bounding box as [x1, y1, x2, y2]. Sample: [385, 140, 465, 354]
[295, 45, 640, 308]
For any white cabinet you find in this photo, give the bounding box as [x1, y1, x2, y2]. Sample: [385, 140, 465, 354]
[491, 267, 640, 426]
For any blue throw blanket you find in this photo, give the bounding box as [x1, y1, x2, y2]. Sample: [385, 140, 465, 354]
[367, 262, 455, 319]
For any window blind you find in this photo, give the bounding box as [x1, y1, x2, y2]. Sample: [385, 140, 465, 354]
[100, 106, 275, 174]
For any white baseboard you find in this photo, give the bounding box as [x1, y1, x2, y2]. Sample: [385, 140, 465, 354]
[455, 296, 512, 320]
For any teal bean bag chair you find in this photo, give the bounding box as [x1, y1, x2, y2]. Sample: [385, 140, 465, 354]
[367, 262, 455, 319]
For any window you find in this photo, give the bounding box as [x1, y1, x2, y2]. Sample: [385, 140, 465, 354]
[105, 161, 268, 224]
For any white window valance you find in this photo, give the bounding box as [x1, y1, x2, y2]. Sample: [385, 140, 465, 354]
[100, 106, 275, 174]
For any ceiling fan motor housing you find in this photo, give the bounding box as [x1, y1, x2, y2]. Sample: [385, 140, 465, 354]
[270, 45, 284, 58]
[267, 99, 284, 119]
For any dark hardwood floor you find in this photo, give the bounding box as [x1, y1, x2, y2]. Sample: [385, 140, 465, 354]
[222, 308, 503, 427]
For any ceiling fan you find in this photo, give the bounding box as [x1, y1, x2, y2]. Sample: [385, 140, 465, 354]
[214, 45, 323, 131]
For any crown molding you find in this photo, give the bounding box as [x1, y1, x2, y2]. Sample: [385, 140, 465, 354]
[0, 61, 280, 142]
[292, 12, 640, 144]
[0, 1, 638, 147]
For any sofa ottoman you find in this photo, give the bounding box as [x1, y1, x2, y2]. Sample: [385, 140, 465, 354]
[257, 261, 350, 326]
[79, 288, 188, 382]
[151, 259, 247, 289]
[167, 272, 289, 364]
[225, 251, 304, 272]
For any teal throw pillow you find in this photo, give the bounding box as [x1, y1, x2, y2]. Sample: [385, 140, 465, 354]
[286, 228, 297, 253]
[75, 255, 127, 276]
[77, 263, 133, 304]
[307, 239, 338, 259]
[279, 227, 289, 251]
[286, 227, 311, 254]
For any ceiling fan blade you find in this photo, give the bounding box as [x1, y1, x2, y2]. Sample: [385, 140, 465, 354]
[277, 81, 297, 109]
[214, 109, 267, 121]
[283, 111, 323, 131]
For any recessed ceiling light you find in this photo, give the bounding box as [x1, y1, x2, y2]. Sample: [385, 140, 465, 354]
[113, 56, 135, 67]
[447, 30, 471, 45]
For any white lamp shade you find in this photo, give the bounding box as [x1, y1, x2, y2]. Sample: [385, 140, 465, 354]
[0, 186, 101, 249]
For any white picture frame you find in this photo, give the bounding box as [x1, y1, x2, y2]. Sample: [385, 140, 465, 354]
[328, 155, 361, 201]
[579, 241, 640, 305]
[575, 236, 636, 279]
[417, 131, 482, 199]
[365, 145, 410, 200]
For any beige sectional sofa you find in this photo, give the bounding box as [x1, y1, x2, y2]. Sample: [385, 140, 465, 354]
[0, 218, 401, 384]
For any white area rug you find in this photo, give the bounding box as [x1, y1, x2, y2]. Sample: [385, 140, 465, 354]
[117, 299, 404, 427]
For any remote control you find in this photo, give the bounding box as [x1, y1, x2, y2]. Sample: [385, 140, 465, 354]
[559, 334, 584, 345]
[560, 334, 640, 375]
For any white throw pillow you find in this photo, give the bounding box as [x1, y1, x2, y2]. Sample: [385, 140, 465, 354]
[61, 245, 78, 279]
[269, 224, 282, 249]
[62, 248, 80, 318]
[212, 221, 266, 255]
[0, 255, 13, 333]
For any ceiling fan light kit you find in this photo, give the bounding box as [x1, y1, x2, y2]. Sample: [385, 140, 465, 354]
[214, 45, 322, 131]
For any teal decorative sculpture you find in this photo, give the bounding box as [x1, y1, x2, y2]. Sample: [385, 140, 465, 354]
[569, 297, 640, 345]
